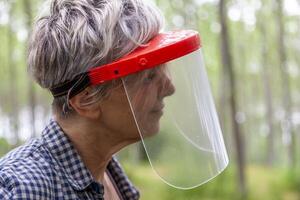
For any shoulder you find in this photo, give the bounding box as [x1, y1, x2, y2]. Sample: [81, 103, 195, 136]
[0, 168, 53, 199]
[0, 139, 55, 199]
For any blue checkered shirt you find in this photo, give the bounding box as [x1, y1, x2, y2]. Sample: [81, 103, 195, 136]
[0, 119, 140, 200]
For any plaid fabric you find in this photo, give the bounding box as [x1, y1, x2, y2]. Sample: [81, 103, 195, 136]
[0, 119, 140, 200]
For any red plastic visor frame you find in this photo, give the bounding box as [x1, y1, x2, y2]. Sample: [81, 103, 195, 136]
[89, 30, 201, 85]
[50, 30, 201, 98]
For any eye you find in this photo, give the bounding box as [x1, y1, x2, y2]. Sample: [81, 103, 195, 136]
[143, 69, 157, 83]
[147, 70, 156, 80]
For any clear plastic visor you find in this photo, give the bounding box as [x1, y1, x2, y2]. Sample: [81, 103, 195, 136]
[122, 49, 228, 189]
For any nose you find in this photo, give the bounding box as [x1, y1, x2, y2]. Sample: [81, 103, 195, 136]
[158, 71, 175, 99]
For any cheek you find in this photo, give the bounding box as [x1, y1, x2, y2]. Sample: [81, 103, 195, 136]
[133, 86, 158, 110]
[133, 95, 162, 137]
[99, 89, 140, 139]
[123, 82, 162, 137]
[133, 93, 156, 120]
[101, 104, 141, 139]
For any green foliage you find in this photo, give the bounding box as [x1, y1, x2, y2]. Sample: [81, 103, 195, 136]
[274, 169, 300, 193]
[0, 138, 11, 157]
[122, 162, 300, 200]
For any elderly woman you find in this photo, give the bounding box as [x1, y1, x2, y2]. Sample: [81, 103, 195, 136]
[0, 0, 228, 199]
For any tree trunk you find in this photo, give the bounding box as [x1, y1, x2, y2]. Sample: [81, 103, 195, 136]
[258, 19, 275, 166]
[23, 0, 37, 138]
[8, 2, 20, 145]
[276, 0, 296, 168]
[218, 0, 246, 197]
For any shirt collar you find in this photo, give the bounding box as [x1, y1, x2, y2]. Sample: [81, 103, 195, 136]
[41, 119, 96, 191]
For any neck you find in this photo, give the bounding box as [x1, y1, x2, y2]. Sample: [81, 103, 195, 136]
[55, 115, 134, 183]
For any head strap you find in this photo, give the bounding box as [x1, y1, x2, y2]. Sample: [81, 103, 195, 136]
[50, 73, 90, 99]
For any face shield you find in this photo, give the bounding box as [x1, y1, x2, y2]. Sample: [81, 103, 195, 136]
[50, 30, 229, 189]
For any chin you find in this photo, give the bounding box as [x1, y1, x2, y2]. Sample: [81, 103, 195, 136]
[141, 123, 160, 138]
[135, 112, 163, 138]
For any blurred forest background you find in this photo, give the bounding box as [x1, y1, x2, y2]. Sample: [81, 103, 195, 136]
[0, 0, 299, 199]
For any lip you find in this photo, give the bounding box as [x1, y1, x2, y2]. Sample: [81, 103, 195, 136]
[151, 103, 165, 112]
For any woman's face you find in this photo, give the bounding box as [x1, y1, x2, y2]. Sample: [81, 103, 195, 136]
[125, 65, 176, 137]
[99, 65, 175, 141]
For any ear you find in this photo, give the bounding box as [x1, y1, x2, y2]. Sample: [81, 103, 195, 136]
[69, 86, 102, 120]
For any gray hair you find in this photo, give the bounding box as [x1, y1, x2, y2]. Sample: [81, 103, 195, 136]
[27, 0, 164, 117]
